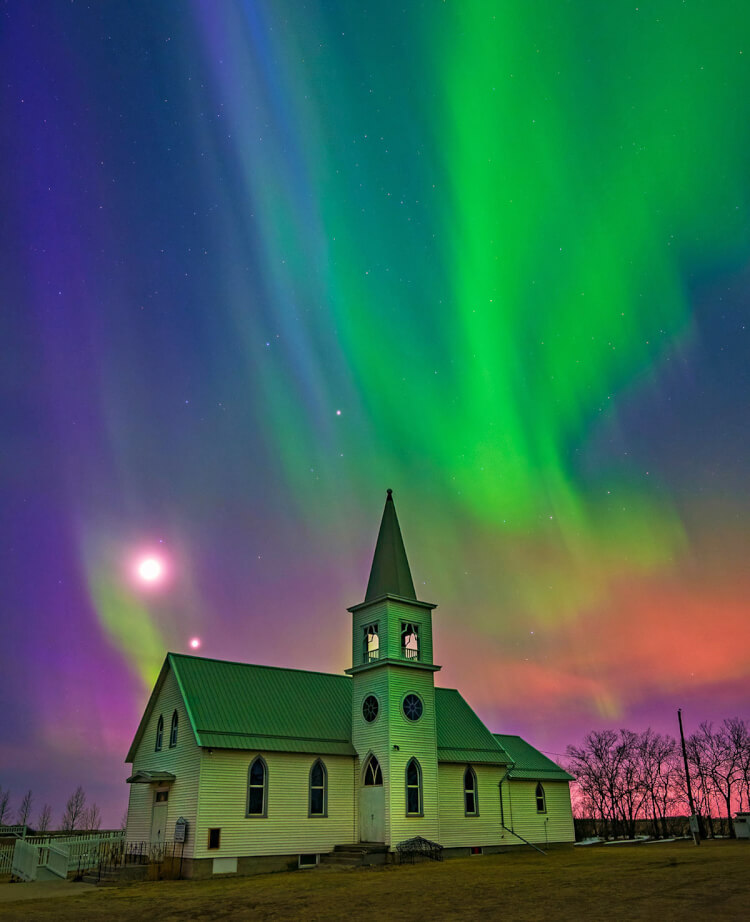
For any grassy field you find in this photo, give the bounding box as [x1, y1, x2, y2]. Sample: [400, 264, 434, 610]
[0, 840, 747, 921]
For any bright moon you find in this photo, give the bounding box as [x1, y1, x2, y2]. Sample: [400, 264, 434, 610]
[190, 637, 201, 649]
[137, 557, 163, 582]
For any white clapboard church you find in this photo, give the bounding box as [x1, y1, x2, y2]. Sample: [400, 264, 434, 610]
[125, 491, 574, 876]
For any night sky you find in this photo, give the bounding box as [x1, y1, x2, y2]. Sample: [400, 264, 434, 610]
[1, 1, 749, 827]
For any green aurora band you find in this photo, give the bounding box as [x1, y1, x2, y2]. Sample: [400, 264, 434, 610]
[187, 1, 748, 637]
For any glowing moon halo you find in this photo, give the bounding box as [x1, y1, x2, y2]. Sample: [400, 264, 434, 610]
[189, 637, 201, 650]
[137, 557, 164, 583]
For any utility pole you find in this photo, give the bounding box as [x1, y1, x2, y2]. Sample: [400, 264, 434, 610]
[678, 708, 700, 844]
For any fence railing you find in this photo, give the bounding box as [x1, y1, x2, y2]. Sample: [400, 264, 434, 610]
[0, 825, 29, 838]
[402, 646, 419, 660]
[25, 830, 123, 847]
[37, 842, 69, 879]
[91, 840, 185, 881]
[10, 840, 39, 881]
[0, 844, 13, 875]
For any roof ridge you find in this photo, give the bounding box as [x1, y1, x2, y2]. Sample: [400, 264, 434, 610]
[169, 652, 352, 681]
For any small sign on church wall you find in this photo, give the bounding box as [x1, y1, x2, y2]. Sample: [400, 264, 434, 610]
[175, 817, 188, 843]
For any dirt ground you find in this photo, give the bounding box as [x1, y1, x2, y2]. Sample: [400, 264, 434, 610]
[0, 840, 747, 922]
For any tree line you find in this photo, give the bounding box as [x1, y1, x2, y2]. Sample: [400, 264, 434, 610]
[0, 785, 102, 834]
[567, 717, 750, 839]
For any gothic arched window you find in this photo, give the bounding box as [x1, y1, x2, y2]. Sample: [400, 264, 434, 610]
[401, 622, 420, 660]
[155, 714, 164, 752]
[363, 623, 380, 663]
[169, 710, 178, 748]
[405, 758, 423, 815]
[464, 766, 478, 816]
[247, 757, 268, 817]
[536, 782, 547, 813]
[309, 759, 327, 816]
[363, 754, 383, 786]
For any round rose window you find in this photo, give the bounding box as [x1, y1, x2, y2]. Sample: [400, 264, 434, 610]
[402, 693, 423, 721]
[362, 695, 379, 722]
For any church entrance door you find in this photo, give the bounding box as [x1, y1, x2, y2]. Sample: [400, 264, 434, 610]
[150, 789, 169, 845]
[360, 755, 385, 842]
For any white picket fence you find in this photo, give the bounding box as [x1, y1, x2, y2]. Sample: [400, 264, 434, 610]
[3, 832, 125, 879]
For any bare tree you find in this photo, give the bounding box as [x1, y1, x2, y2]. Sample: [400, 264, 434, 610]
[37, 803, 52, 834]
[120, 810, 128, 832]
[725, 717, 750, 812]
[0, 787, 11, 825]
[568, 729, 630, 838]
[81, 803, 101, 832]
[61, 786, 87, 832]
[692, 721, 743, 837]
[616, 730, 650, 838]
[638, 730, 682, 838]
[16, 790, 33, 828]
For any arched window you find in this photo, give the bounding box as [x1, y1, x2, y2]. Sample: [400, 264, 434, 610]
[309, 759, 327, 816]
[536, 782, 546, 813]
[464, 766, 478, 816]
[247, 757, 268, 817]
[155, 714, 164, 751]
[169, 710, 178, 748]
[401, 622, 420, 660]
[363, 754, 383, 786]
[405, 758, 423, 816]
[363, 623, 379, 663]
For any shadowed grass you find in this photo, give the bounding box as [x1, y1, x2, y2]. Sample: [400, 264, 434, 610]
[0, 840, 747, 921]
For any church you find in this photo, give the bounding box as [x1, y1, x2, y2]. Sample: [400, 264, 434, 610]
[125, 491, 575, 876]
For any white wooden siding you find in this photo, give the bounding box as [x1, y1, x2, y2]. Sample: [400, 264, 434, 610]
[125, 668, 201, 857]
[504, 779, 575, 844]
[352, 665, 440, 847]
[385, 668, 439, 846]
[352, 667, 390, 843]
[193, 751, 355, 858]
[438, 763, 511, 847]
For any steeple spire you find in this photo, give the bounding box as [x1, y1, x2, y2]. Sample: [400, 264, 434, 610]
[365, 489, 416, 602]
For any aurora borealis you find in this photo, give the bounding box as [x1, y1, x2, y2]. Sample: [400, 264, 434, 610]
[1, 1, 749, 824]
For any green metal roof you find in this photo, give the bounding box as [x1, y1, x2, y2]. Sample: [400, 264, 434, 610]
[434, 689, 509, 765]
[172, 654, 356, 755]
[365, 490, 417, 602]
[126, 654, 357, 761]
[493, 734, 574, 781]
[126, 653, 554, 775]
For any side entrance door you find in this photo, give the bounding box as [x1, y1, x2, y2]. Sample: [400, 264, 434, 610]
[360, 755, 385, 843]
[150, 789, 169, 844]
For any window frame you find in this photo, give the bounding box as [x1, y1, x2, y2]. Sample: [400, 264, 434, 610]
[155, 714, 164, 751]
[362, 693, 380, 723]
[246, 756, 269, 818]
[169, 710, 179, 748]
[308, 759, 328, 818]
[363, 753, 383, 786]
[405, 758, 423, 816]
[362, 622, 380, 663]
[535, 782, 547, 814]
[400, 621, 420, 660]
[401, 692, 424, 722]
[207, 827, 221, 850]
[464, 766, 479, 816]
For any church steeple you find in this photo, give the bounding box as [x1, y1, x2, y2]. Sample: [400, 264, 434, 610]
[365, 489, 416, 602]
